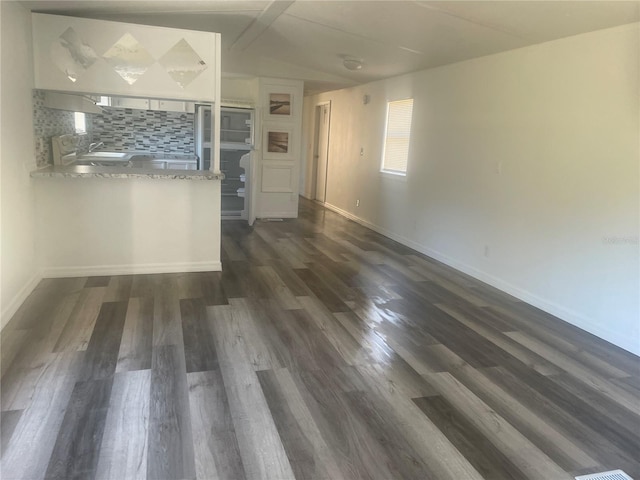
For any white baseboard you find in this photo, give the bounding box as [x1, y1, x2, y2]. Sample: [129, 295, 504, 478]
[323, 202, 640, 357]
[1, 271, 43, 331]
[256, 212, 298, 219]
[322, 202, 380, 232]
[42, 261, 222, 278]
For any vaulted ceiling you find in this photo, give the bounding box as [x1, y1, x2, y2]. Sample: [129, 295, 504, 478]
[20, 0, 640, 94]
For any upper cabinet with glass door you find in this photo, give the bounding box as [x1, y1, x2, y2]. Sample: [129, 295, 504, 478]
[32, 13, 220, 102]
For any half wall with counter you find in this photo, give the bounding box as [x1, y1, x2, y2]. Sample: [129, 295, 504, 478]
[33, 171, 222, 276]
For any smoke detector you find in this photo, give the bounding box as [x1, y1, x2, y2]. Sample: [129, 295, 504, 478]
[343, 57, 363, 71]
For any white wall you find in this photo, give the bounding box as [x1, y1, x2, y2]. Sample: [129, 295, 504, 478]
[35, 178, 222, 276]
[302, 23, 640, 355]
[1, 2, 41, 328]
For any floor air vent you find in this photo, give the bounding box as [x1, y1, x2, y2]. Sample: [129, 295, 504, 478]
[575, 470, 633, 480]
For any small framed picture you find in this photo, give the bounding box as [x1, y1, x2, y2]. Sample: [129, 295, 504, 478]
[269, 93, 291, 116]
[263, 85, 297, 121]
[263, 126, 294, 160]
[267, 131, 289, 153]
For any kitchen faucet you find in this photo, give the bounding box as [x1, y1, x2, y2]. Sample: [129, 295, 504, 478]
[88, 141, 104, 152]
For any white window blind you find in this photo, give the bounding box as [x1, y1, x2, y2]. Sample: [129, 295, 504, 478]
[381, 99, 413, 175]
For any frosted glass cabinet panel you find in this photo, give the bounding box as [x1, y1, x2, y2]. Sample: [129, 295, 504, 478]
[32, 13, 220, 102]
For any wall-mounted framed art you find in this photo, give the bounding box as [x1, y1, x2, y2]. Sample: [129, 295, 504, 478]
[263, 84, 298, 122]
[263, 125, 295, 160]
[269, 93, 291, 116]
[268, 130, 289, 153]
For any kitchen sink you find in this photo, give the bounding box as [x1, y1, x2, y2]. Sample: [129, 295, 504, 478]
[67, 151, 198, 170]
[129, 154, 154, 161]
[73, 160, 132, 167]
[73, 159, 156, 168]
[69, 151, 132, 167]
[76, 152, 130, 160]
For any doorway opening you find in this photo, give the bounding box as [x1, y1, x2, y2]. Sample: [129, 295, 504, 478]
[312, 101, 331, 203]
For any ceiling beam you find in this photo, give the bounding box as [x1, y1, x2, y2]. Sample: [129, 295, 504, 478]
[229, 0, 294, 52]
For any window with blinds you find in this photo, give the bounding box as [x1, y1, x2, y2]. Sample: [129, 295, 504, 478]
[381, 98, 414, 175]
[74, 112, 86, 133]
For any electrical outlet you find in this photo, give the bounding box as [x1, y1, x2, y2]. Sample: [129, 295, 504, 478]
[360, 147, 364, 157]
[356, 199, 360, 207]
[484, 245, 490, 257]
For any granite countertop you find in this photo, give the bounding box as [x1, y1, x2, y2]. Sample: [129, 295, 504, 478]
[31, 164, 224, 181]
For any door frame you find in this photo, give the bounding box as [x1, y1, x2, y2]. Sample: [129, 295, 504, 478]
[312, 100, 331, 203]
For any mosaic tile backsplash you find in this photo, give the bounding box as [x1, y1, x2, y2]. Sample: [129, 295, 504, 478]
[91, 107, 195, 154]
[33, 91, 195, 166]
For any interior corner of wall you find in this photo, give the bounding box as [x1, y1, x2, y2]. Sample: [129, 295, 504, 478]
[1, 270, 42, 331]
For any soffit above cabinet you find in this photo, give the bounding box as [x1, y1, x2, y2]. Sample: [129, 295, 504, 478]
[32, 13, 220, 103]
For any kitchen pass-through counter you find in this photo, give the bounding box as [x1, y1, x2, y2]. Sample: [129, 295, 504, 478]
[31, 164, 224, 180]
[34, 144, 224, 180]
[32, 166, 223, 277]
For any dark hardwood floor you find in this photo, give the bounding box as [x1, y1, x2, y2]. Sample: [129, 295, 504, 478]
[2, 197, 639, 480]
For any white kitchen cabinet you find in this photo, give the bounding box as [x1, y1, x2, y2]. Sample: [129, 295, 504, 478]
[111, 97, 150, 110]
[154, 100, 195, 113]
[92, 96, 196, 113]
[32, 13, 220, 103]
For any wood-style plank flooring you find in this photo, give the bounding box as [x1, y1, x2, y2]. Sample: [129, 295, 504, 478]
[2, 197, 639, 480]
